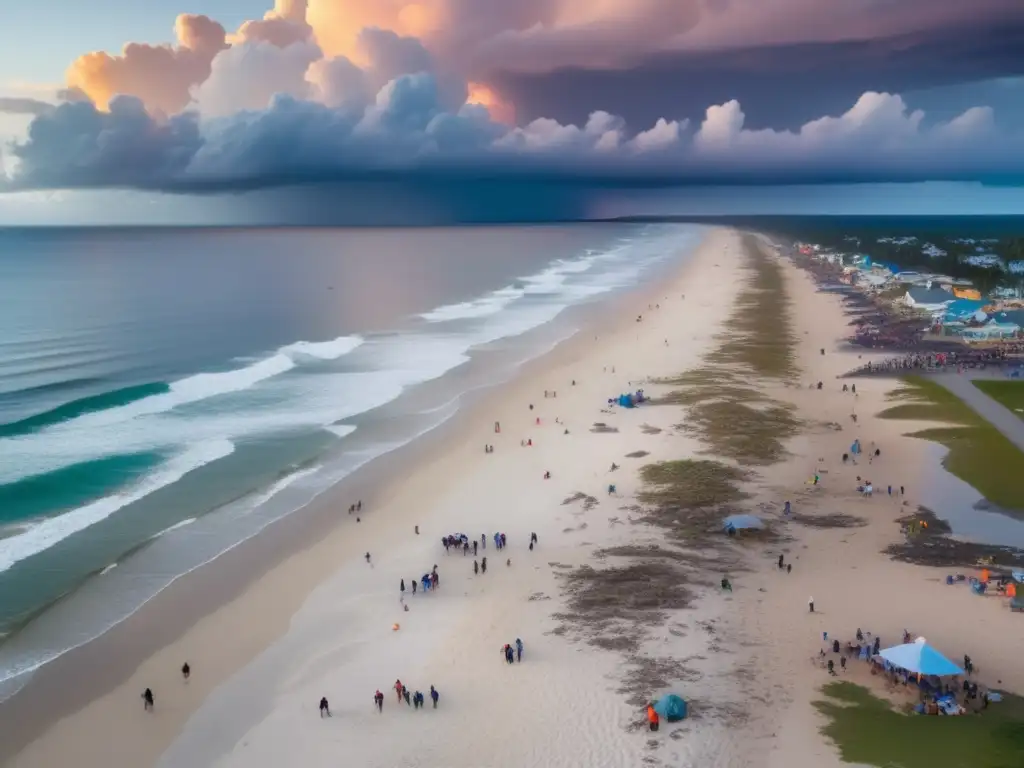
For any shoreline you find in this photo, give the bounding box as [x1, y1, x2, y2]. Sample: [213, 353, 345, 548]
[7, 227, 1022, 768]
[0, 227, 721, 767]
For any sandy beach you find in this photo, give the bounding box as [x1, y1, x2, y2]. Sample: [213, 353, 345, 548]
[5, 227, 1022, 768]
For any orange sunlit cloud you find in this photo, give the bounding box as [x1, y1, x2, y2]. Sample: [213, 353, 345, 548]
[466, 82, 516, 124]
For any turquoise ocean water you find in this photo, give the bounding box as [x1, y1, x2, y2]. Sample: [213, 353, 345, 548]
[0, 223, 700, 697]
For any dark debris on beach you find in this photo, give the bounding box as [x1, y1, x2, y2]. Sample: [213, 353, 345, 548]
[885, 507, 1024, 569]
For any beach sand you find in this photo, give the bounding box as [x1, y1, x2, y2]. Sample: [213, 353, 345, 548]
[6, 227, 1023, 768]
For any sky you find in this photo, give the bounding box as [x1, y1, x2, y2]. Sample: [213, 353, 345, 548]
[2, 0, 1024, 223]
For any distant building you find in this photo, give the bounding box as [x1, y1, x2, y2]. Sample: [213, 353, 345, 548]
[903, 285, 954, 312]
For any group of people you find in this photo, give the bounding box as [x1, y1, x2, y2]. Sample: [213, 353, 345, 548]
[501, 638, 525, 664]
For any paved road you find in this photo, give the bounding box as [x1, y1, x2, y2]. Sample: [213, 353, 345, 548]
[932, 373, 1024, 452]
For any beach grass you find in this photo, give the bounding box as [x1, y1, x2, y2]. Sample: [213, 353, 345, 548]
[815, 682, 1024, 768]
[638, 459, 750, 511]
[879, 376, 1024, 510]
[973, 380, 1024, 420]
[706, 235, 797, 380]
[680, 400, 799, 465]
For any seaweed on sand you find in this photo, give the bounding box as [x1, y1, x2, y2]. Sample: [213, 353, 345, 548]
[678, 400, 800, 465]
[706, 235, 797, 380]
[557, 561, 692, 634]
[638, 460, 751, 512]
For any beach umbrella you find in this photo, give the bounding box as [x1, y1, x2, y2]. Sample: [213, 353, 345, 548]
[722, 514, 764, 531]
[878, 642, 963, 676]
[653, 694, 688, 722]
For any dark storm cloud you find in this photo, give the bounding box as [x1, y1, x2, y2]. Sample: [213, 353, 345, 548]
[489, 21, 1024, 130]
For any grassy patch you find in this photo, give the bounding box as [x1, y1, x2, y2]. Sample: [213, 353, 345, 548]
[679, 400, 799, 465]
[638, 459, 750, 511]
[973, 380, 1024, 420]
[706, 235, 797, 379]
[879, 376, 1024, 510]
[815, 682, 1024, 768]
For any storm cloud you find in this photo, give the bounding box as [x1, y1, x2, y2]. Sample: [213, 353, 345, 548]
[3, 0, 1024, 195]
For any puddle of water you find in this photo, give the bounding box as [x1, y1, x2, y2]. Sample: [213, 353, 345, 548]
[918, 442, 1024, 548]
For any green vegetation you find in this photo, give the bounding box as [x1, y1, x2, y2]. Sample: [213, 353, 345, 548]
[815, 682, 1024, 768]
[638, 459, 750, 510]
[973, 380, 1024, 421]
[879, 376, 1024, 510]
[707, 235, 797, 379]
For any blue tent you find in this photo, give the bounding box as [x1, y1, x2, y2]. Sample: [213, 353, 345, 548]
[723, 514, 764, 531]
[653, 694, 688, 722]
[878, 641, 963, 676]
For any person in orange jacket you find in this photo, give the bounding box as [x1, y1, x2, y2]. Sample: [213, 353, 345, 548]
[647, 703, 660, 732]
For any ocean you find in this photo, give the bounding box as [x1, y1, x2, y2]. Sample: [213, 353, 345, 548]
[0, 222, 701, 698]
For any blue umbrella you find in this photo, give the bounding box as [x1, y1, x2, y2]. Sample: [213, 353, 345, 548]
[878, 641, 963, 676]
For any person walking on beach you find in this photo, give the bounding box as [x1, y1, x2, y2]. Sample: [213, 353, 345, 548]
[404, 688, 412, 706]
[365, 552, 371, 564]
[531, 532, 538, 547]
[430, 686, 439, 708]
[181, 662, 191, 681]
[400, 579, 406, 597]
[481, 533, 486, 549]
[394, 680, 404, 703]
[412, 578, 417, 594]
[516, 638, 524, 662]
[320, 697, 331, 717]
[142, 688, 154, 711]
[374, 690, 384, 713]
[778, 554, 784, 570]
[481, 557, 487, 573]
[808, 596, 815, 613]
[473, 540, 478, 556]
[474, 559, 479, 575]
[414, 691, 424, 709]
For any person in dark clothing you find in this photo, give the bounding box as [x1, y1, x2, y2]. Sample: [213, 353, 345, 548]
[404, 688, 412, 706]
[778, 554, 784, 569]
[412, 579, 417, 594]
[365, 552, 371, 563]
[181, 662, 191, 681]
[400, 579, 405, 595]
[320, 697, 331, 717]
[430, 686, 439, 708]
[473, 541, 478, 556]
[142, 688, 154, 711]
[481, 557, 487, 573]
[474, 559, 479, 575]
[374, 690, 384, 713]
[516, 638, 524, 662]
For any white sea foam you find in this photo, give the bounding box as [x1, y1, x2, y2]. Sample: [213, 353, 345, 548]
[7, 335, 364, 438]
[279, 336, 364, 360]
[99, 563, 117, 575]
[251, 465, 322, 508]
[420, 286, 526, 322]
[151, 517, 198, 540]
[0, 440, 235, 573]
